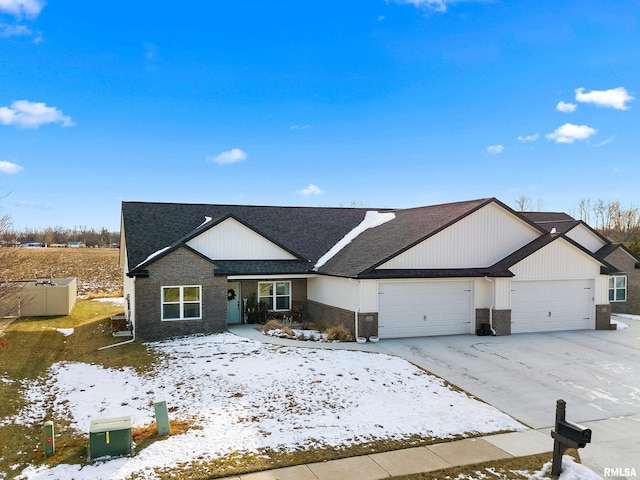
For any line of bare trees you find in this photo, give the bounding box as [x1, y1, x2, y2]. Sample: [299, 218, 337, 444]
[514, 195, 640, 257]
[575, 199, 640, 243]
[0, 225, 119, 248]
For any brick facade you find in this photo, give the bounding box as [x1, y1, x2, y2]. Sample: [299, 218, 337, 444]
[475, 308, 511, 336]
[595, 304, 612, 330]
[134, 248, 227, 341]
[238, 278, 308, 321]
[604, 248, 640, 315]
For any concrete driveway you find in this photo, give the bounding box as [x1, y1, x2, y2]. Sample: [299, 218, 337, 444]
[375, 316, 640, 479]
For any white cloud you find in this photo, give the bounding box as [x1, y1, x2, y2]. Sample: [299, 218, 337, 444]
[546, 123, 596, 144]
[0, 160, 23, 174]
[486, 144, 503, 154]
[0, 23, 30, 37]
[556, 101, 577, 113]
[289, 125, 310, 130]
[206, 148, 247, 165]
[297, 184, 324, 196]
[575, 87, 634, 110]
[0, 100, 74, 128]
[517, 133, 539, 142]
[0, 0, 44, 18]
[593, 136, 614, 147]
[390, 0, 488, 12]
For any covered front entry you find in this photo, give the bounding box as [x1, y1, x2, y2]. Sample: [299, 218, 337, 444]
[510, 279, 593, 333]
[227, 281, 242, 324]
[377, 281, 474, 338]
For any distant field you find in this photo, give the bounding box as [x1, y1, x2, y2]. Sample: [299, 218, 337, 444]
[1, 247, 122, 297]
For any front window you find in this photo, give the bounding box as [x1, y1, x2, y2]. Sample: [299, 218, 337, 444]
[162, 285, 202, 320]
[608, 275, 627, 302]
[258, 281, 291, 311]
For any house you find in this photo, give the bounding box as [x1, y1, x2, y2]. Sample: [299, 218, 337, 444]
[521, 211, 640, 316]
[120, 198, 616, 341]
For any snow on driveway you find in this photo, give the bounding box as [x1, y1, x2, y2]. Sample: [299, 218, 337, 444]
[13, 333, 524, 479]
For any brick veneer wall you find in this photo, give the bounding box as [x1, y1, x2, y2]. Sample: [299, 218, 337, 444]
[306, 300, 356, 335]
[475, 308, 511, 336]
[595, 304, 612, 330]
[604, 249, 640, 315]
[239, 278, 308, 320]
[134, 248, 227, 341]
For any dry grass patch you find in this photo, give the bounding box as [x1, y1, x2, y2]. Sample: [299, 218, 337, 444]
[388, 450, 578, 479]
[1, 247, 122, 297]
[0, 299, 164, 479]
[325, 324, 352, 342]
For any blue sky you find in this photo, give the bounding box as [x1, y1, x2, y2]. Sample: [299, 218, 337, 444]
[0, 0, 638, 232]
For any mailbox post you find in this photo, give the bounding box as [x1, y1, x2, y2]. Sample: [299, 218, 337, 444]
[551, 399, 592, 475]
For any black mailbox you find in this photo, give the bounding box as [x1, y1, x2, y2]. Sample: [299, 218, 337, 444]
[551, 400, 593, 476]
[556, 419, 591, 447]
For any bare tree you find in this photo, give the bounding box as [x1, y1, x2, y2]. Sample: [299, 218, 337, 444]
[577, 198, 591, 224]
[0, 212, 22, 317]
[514, 196, 543, 212]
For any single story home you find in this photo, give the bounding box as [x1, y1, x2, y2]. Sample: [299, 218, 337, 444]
[120, 198, 619, 341]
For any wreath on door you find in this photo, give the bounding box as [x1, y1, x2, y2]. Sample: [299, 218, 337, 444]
[227, 288, 236, 301]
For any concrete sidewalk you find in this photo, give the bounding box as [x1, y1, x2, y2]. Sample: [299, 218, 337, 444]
[225, 430, 552, 480]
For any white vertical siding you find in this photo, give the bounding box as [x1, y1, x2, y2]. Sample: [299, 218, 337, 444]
[511, 239, 602, 280]
[510, 238, 608, 308]
[475, 278, 491, 308]
[595, 275, 609, 304]
[186, 218, 297, 260]
[566, 224, 607, 253]
[379, 202, 540, 269]
[476, 277, 510, 309]
[307, 276, 360, 311]
[494, 278, 511, 309]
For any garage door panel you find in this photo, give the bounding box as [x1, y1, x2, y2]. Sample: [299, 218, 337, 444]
[511, 280, 593, 334]
[378, 281, 473, 338]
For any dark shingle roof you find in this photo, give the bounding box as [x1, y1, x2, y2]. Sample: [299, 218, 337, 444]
[519, 211, 580, 234]
[122, 201, 371, 272]
[121, 198, 549, 278]
[490, 234, 616, 274]
[316, 198, 494, 276]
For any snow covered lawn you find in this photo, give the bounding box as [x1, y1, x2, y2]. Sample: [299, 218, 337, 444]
[13, 332, 525, 479]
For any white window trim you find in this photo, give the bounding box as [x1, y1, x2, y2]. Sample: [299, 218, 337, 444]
[161, 285, 202, 321]
[609, 275, 627, 303]
[258, 281, 291, 312]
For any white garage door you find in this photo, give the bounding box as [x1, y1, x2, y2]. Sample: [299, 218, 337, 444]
[378, 281, 473, 338]
[511, 280, 593, 334]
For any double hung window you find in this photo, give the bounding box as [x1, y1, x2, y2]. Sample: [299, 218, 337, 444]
[608, 275, 627, 302]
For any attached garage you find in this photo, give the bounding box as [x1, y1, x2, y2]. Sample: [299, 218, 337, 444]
[378, 281, 473, 338]
[510, 280, 594, 334]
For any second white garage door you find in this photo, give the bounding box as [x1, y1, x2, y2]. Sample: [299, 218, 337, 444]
[511, 280, 593, 334]
[378, 281, 473, 338]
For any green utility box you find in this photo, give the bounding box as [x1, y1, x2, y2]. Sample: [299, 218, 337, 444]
[154, 400, 171, 436]
[43, 421, 55, 457]
[89, 416, 132, 459]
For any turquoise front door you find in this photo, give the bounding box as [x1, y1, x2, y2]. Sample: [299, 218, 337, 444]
[227, 282, 242, 324]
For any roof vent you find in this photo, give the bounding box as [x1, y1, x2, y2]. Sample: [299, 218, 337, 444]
[550, 227, 557, 235]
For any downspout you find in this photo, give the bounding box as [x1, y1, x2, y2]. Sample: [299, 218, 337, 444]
[99, 293, 136, 350]
[354, 279, 362, 339]
[484, 277, 497, 336]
